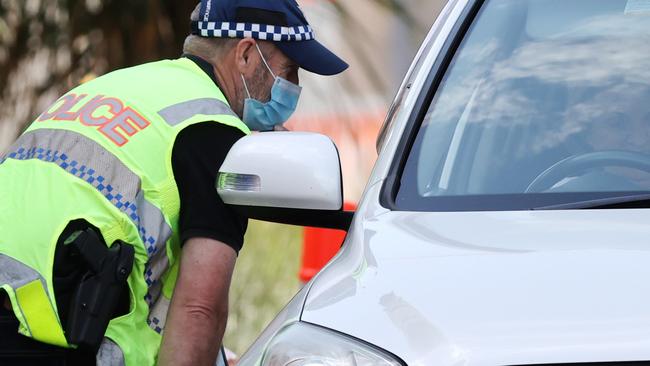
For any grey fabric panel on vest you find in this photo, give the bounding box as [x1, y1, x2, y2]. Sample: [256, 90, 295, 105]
[135, 191, 172, 258]
[96, 338, 126, 366]
[146, 292, 170, 334]
[1, 128, 176, 334]
[157, 98, 238, 126]
[143, 250, 168, 310]
[0, 128, 171, 259]
[0, 254, 43, 290]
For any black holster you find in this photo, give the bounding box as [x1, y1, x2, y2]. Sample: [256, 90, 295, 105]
[63, 228, 134, 350]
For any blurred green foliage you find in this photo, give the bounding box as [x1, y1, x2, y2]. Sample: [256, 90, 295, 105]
[0, 0, 195, 134]
[0, 0, 429, 137]
[225, 220, 303, 355]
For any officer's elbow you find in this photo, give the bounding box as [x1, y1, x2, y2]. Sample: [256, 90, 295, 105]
[182, 299, 228, 324]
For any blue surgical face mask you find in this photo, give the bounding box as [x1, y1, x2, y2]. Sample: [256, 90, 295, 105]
[241, 44, 302, 131]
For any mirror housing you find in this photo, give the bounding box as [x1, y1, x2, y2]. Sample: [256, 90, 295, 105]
[217, 132, 353, 230]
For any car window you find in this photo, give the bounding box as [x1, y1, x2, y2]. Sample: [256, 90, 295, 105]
[396, 0, 650, 211]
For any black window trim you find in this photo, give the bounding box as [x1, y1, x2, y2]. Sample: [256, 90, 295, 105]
[380, 0, 486, 210]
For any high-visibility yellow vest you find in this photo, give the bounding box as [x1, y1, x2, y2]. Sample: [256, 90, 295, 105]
[0, 57, 249, 366]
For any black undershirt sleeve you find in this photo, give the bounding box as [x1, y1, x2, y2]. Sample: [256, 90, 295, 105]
[172, 122, 248, 253]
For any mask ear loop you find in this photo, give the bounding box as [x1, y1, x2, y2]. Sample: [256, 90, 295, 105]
[255, 42, 277, 79]
[240, 42, 275, 99]
[240, 74, 252, 98]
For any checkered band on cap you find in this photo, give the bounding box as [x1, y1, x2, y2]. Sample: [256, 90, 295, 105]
[194, 21, 315, 41]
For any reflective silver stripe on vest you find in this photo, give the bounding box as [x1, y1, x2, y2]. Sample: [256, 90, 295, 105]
[1, 129, 172, 333]
[0, 254, 44, 290]
[0, 254, 51, 335]
[1, 128, 140, 203]
[157, 98, 238, 126]
[96, 338, 126, 366]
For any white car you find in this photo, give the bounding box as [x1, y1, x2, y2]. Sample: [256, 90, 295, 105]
[218, 0, 650, 365]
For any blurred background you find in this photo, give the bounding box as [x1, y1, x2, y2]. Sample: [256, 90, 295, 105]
[0, 0, 445, 355]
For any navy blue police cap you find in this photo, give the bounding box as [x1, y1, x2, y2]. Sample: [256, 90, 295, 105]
[191, 0, 349, 76]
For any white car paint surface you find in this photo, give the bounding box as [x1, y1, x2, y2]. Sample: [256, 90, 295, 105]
[302, 185, 650, 366]
[237, 0, 650, 364]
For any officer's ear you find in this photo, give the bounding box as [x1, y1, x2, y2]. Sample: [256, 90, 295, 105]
[235, 38, 260, 76]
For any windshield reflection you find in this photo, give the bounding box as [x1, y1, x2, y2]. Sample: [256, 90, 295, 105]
[398, 0, 650, 210]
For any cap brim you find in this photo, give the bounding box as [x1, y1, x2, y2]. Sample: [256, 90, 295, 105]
[276, 39, 349, 76]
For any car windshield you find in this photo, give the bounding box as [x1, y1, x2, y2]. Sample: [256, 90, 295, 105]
[396, 0, 650, 211]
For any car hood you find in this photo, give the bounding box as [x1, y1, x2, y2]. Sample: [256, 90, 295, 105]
[301, 207, 650, 366]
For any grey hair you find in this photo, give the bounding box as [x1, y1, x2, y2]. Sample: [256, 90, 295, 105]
[182, 3, 238, 60]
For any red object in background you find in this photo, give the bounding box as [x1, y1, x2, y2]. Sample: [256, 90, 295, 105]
[299, 202, 356, 282]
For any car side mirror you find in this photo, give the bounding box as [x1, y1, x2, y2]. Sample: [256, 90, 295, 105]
[217, 132, 353, 230]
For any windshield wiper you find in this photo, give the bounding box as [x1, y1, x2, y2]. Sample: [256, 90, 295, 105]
[533, 193, 650, 210]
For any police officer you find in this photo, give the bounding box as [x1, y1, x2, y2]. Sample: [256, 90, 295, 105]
[0, 0, 348, 364]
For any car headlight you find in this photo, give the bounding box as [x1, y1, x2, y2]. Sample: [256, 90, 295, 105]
[260, 322, 402, 366]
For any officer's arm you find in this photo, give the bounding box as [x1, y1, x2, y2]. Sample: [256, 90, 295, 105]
[158, 237, 236, 366]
